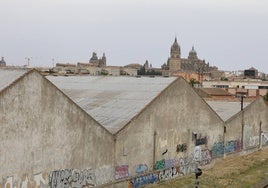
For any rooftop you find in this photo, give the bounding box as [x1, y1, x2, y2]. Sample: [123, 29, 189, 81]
[0, 69, 27, 92]
[205, 100, 250, 121]
[47, 75, 177, 134]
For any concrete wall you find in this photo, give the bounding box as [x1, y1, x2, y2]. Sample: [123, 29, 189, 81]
[114, 77, 224, 188]
[225, 97, 268, 155]
[0, 71, 115, 187]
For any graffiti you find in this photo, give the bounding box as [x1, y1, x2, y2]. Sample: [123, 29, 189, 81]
[212, 141, 224, 158]
[136, 164, 148, 174]
[193, 147, 212, 166]
[2, 173, 48, 188]
[154, 159, 165, 170]
[176, 143, 187, 152]
[48, 169, 95, 188]
[162, 149, 168, 155]
[248, 136, 259, 147]
[194, 146, 202, 162]
[129, 173, 158, 188]
[263, 134, 268, 145]
[34, 173, 47, 187]
[178, 155, 197, 175]
[165, 159, 178, 168]
[158, 167, 179, 181]
[225, 139, 242, 153]
[115, 165, 129, 180]
[200, 150, 212, 166]
[196, 136, 208, 146]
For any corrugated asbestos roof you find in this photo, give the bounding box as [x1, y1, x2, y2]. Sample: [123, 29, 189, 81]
[47, 76, 177, 134]
[0, 69, 28, 92]
[205, 100, 250, 121]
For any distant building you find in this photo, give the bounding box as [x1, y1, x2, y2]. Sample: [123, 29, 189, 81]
[244, 67, 258, 79]
[89, 52, 106, 67]
[0, 57, 6, 67]
[162, 38, 218, 78]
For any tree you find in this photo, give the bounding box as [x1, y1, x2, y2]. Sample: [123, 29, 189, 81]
[189, 78, 199, 87]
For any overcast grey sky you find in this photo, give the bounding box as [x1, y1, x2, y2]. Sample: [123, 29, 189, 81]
[1, 0, 268, 73]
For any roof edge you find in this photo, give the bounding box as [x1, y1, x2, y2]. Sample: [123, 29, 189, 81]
[0, 68, 34, 96]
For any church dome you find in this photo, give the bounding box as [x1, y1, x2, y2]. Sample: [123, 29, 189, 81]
[189, 46, 197, 55]
[0, 57, 6, 67]
[188, 46, 198, 60]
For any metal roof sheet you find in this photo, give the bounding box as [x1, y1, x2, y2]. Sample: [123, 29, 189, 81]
[205, 100, 250, 121]
[47, 76, 177, 134]
[0, 69, 28, 92]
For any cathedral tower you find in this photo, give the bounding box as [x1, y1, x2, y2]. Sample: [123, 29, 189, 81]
[167, 37, 181, 71]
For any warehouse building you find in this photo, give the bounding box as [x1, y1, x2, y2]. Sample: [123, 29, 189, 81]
[0, 68, 267, 188]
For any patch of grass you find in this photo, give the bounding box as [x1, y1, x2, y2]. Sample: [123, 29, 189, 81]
[146, 148, 268, 188]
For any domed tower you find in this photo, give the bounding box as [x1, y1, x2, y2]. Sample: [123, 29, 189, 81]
[100, 53, 107, 67]
[167, 37, 181, 71]
[0, 57, 6, 67]
[89, 52, 99, 66]
[170, 37, 181, 58]
[188, 46, 198, 60]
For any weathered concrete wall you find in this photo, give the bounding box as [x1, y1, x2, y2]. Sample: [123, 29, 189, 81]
[0, 71, 115, 187]
[243, 97, 268, 148]
[225, 97, 268, 154]
[114, 77, 224, 187]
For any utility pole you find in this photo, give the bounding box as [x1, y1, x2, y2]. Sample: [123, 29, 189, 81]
[195, 168, 202, 188]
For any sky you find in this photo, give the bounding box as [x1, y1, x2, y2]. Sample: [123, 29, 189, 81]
[0, 0, 268, 73]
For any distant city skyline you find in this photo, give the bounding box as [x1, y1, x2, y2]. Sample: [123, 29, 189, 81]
[1, 0, 268, 73]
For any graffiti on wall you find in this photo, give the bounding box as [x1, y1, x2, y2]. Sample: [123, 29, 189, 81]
[129, 167, 179, 188]
[2, 173, 48, 188]
[178, 155, 197, 175]
[211, 141, 224, 158]
[158, 167, 179, 181]
[263, 134, 268, 145]
[1, 169, 98, 188]
[154, 159, 165, 170]
[225, 139, 242, 153]
[115, 165, 129, 180]
[129, 173, 158, 188]
[135, 164, 148, 174]
[48, 169, 95, 188]
[176, 143, 187, 152]
[193, 146, 212, 166]
[165, 159, 178, 169]
[196, 136, 208, 146]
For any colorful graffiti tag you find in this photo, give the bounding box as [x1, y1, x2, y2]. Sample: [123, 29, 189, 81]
[211, 141, 224, 158]
[129, 173, 158, 188]
[154, 159, 165, 170]
[225, 139, 242, 153]
[135, 164, 148, 174]
[115, 165, 129, 180]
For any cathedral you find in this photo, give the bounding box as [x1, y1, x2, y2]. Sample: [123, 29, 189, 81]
[89, 52, 106, 67]
[162, 38, 217, 74]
